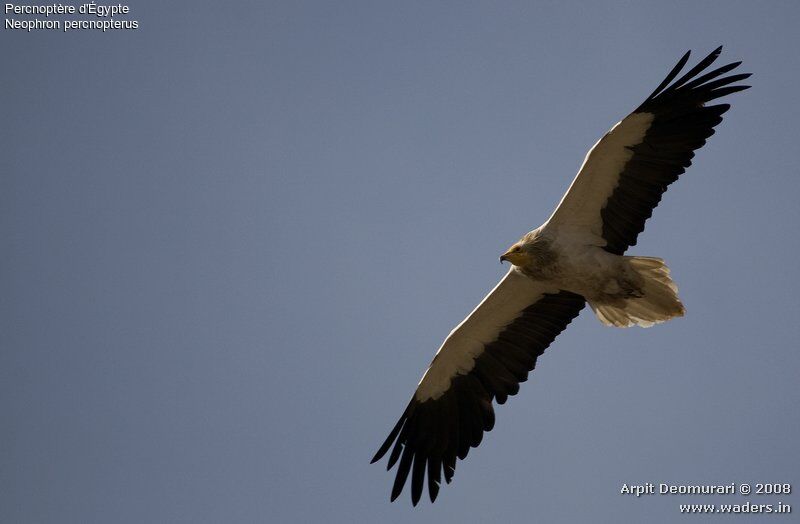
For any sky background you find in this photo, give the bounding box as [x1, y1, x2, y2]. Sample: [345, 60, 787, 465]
[2, 1, 799, 523]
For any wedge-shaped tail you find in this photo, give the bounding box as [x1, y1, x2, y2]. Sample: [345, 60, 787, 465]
[590, 257, 685, 328]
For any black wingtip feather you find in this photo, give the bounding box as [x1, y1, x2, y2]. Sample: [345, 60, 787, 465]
[644, 49, 691, 101]
[681, 61, 742, 91]
[410, 452, 427, 506]
[669, 47, 723, 91]
[427, 456, 442, 502]
[706, 85, 750, 102]
[371, 401, 413, 464]
[390, 444, 415, 502]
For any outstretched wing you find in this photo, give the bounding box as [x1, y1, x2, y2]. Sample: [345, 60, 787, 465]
[371, 269, 585, 504]
[545, 46, 750, 254]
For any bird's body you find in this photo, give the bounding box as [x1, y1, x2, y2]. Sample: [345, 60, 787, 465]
[515, 227, 623, 291]
[372, 47, 750, 505]
[510, 225, 683, 329]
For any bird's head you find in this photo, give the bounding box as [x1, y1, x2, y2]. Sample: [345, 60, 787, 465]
[499, 242, 531, 267]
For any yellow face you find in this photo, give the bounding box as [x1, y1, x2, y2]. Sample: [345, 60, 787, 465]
[499, 244, 530, 266]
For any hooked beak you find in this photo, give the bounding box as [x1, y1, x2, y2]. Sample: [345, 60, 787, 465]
[500, 246, 527, 266]
[500, 247, 516, 264]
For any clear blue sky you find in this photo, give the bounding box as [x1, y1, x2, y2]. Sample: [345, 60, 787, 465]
[2, 1, 798, 522]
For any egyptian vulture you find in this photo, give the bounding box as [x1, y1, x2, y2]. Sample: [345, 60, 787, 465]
[371, 47, 749, 505]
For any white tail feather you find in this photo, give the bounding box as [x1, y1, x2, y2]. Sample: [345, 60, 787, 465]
[590, 257, 685, 328]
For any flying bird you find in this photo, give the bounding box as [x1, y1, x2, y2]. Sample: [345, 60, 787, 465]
[371, 47, 749, 505]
